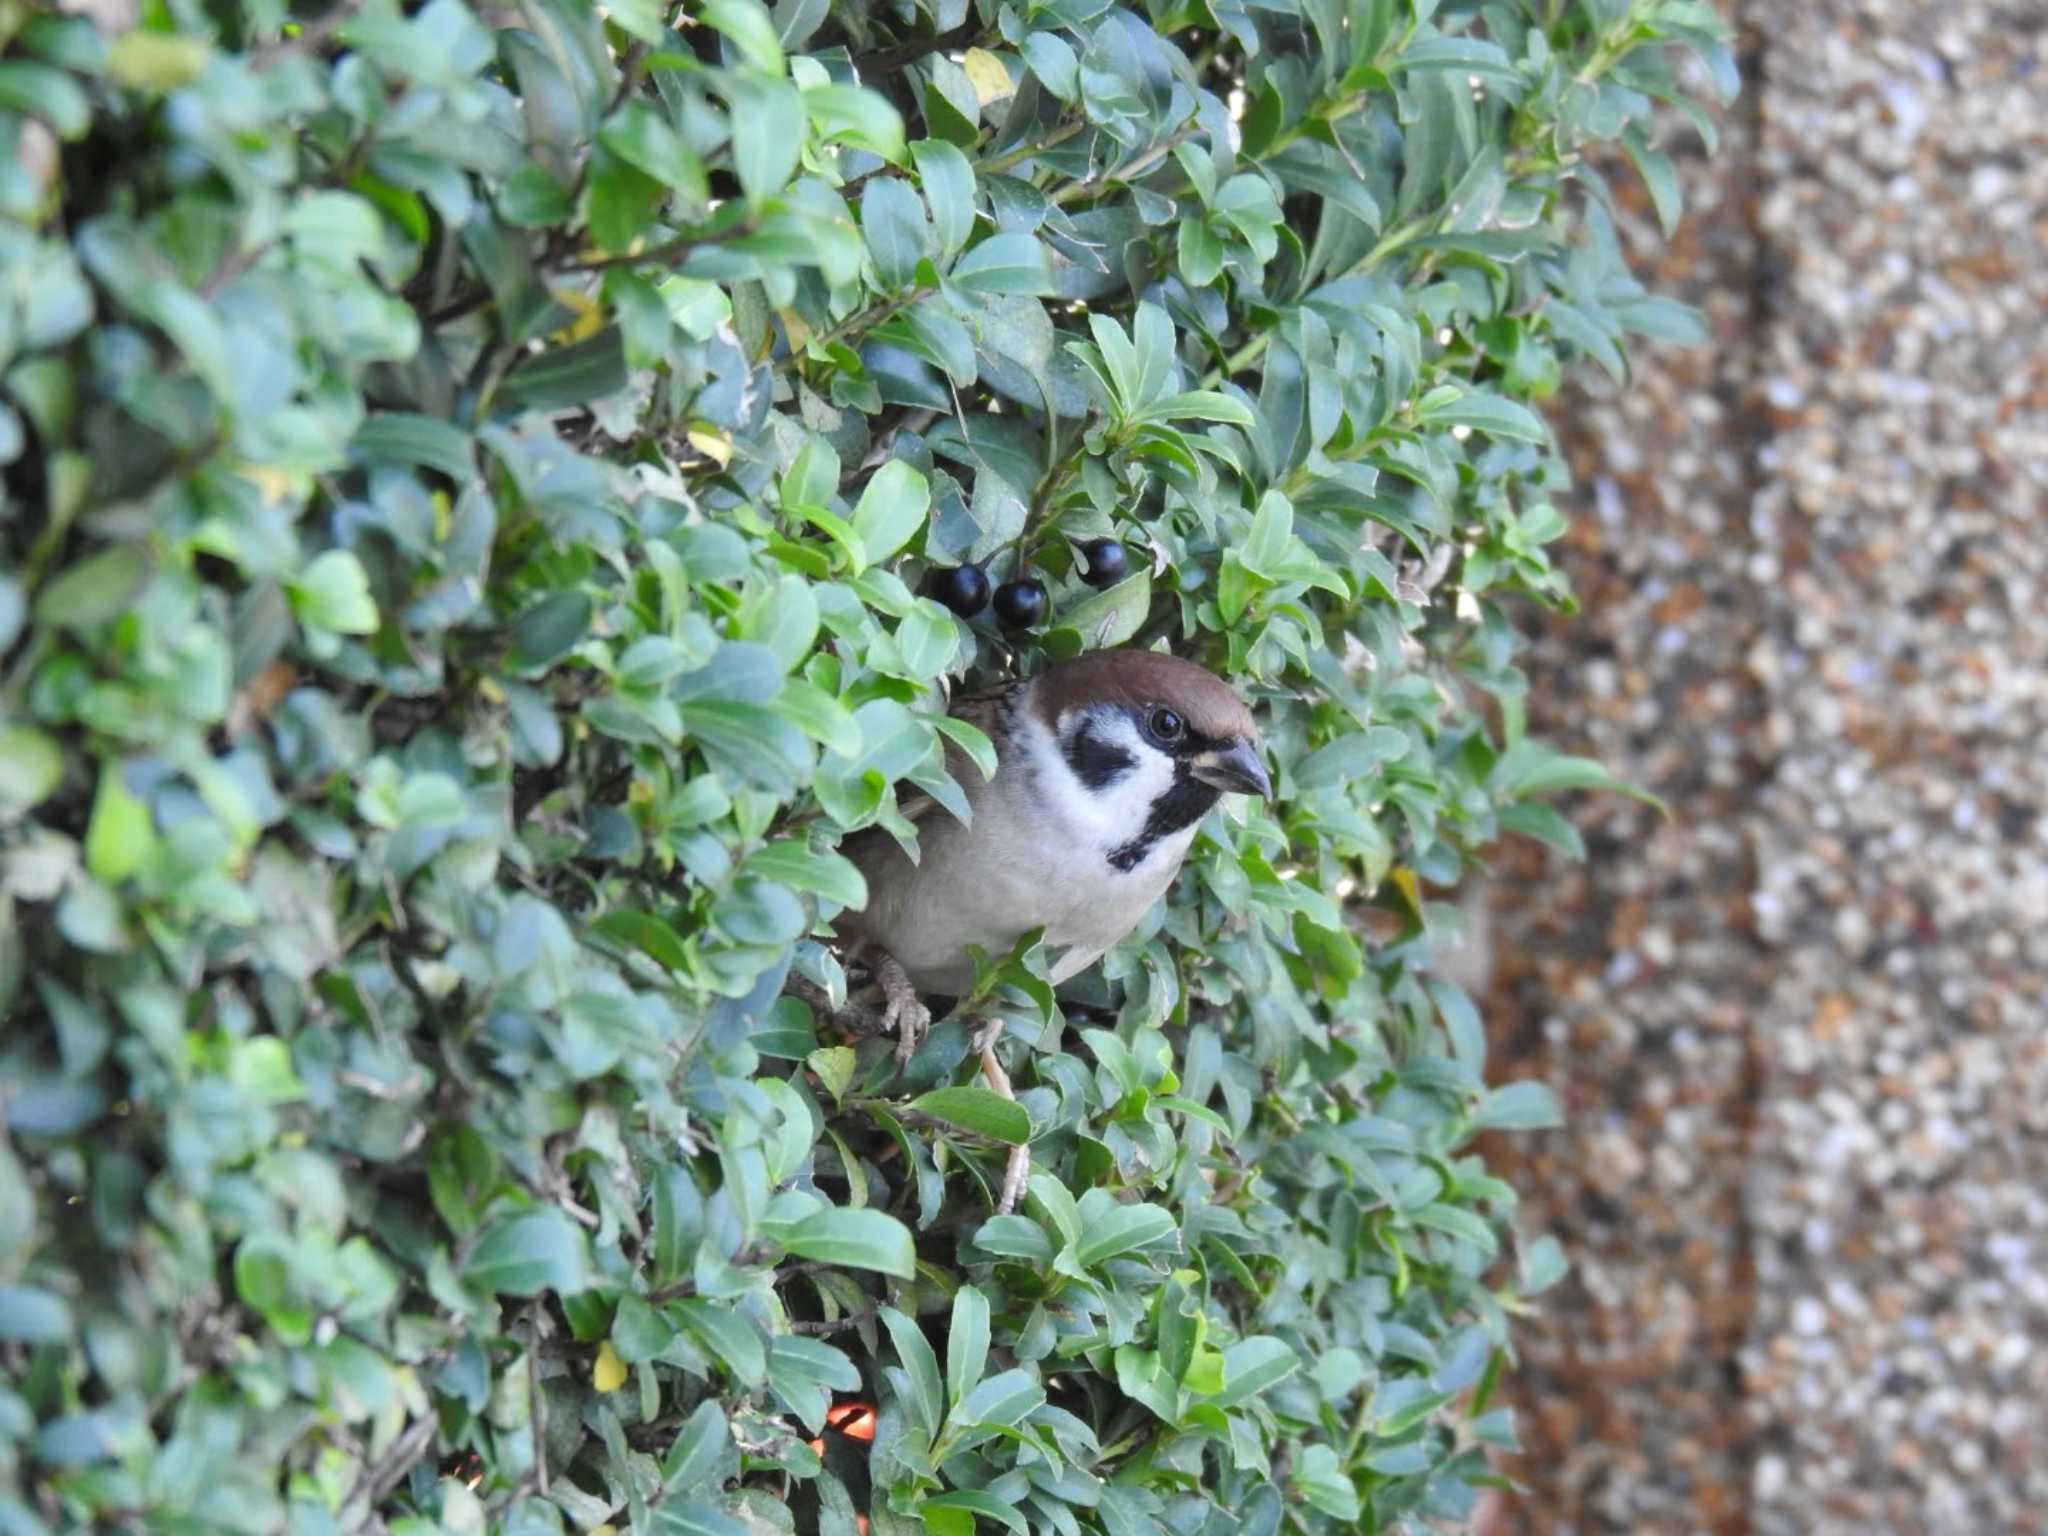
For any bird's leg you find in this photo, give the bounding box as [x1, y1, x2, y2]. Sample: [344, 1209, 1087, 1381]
[870, 949, 930, 1068]
[972, 1018, 1031, 1215]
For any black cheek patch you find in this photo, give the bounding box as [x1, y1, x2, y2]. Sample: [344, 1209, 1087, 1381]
[1106, 765, 1222, 873]
[1064, 719, 1137, 791]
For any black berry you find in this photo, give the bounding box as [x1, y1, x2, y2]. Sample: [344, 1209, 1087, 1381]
[1077, 538, 1128, 589]
[926, 562, 990, 617]
[992, 579, 1047, 630]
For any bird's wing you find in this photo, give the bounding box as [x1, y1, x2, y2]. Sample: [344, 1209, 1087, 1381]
[837, 680, 1020, 890]
[886, 681, 1016, 825]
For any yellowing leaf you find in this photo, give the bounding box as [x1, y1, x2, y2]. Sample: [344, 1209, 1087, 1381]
[961, 48, 1014, 106]
[1388, 865, 1424, 920]
[549, 290, 606, 345]
[108, 32, 212, 92]
[593, 1339, 628, 1392]
[237, 463, 304, 504]
[686, 427, 734, 467]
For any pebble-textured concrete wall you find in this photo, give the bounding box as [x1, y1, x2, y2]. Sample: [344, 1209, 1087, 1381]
[1475, 2, 2047, 1531]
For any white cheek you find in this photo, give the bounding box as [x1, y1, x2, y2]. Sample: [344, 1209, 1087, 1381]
[1039, 711, 1175, 859]
[1097, 748, 1175, 840]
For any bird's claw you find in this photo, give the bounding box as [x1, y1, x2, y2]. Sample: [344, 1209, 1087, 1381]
[872, 951, 929, 1069]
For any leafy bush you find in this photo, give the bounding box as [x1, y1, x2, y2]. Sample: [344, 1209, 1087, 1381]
[0, 0, 1729, 1531]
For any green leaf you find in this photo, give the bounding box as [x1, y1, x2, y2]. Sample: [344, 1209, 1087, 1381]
[860, 175, 928, 291]
[1474, 1081, 1563, 1131]
[1518, 1234, 1569, 1297]
[894, 602, 959, 680]
[291, 551, 381, 635]
[728, 77, 804, 203]
[648, 1501, 751, 1536]
[34, 544, 151, 630]
[933, 715, 998, 783]
[612, 1294, 678, 1364]
[227, 1037, 305, 1106]
[920, 1493, 1027, 1536]
[0, 61, 90, 139]
[1136, 391, 1256, 428]
[1411, 1202, 1500, 1255]
[770, 1334, 862, 1432]
[1213, 1336, 1299, 1406]
[1415, 389, 1548, 444]
[1072, 1203, 1177, 1268]
[510, 592, 592, 670]
[781, 1207, 916, 1277]
[351, 413, 476, 481]
[949, 1367, 1043, 1430]
[499, 328, 629, 411]
[1049, 569, 1150, 652]
[84, 763, 155, 885]
[464, 1209, 592, 1297]
[1492, 740, 1663, 808]
[850, 460, 930, 566]
[911, 1087, 1031, 1146]
[701, 0, 784, 73]
[910, 139, 976, 257]
[600, 100, 709, 197]
[804, 83, 906, 163]
[946, 1285, 990, 1408]
[950, 232, 1055, 296]
[0, 1285, 73, 1343]
[881, 1305, 944, 1441]
[968, 1216, 1054, 1264]
[662, 1400, 732, 1491]
[593, 909, 693, 972]
[1240, 490, 1294, 579]
[674, 1299, 768, 1387]
[0, 728, 64, 820]
[1624, 126, 1683, 238]
[807, 1046, 857, 1104]
[106, 31, 210, 91]
[742, 840, 867, 908]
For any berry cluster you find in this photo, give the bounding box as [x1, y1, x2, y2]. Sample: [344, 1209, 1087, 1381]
[925, 538, 1128, 631]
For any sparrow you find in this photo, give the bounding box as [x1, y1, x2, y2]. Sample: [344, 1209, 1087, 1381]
[835, 648, 1271, 1054]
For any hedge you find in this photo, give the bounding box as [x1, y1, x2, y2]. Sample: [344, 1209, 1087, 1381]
[0, 0, 1730, 1531]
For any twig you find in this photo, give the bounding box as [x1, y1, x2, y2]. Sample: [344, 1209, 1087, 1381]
[528, 1307, 551, 1497]
[787, 1304, 882, 1335]
[1051, 128, 1195, 207]
[347, 1412, 438, 1524]
[973, 1019, 1031, 1214]
[782, 974, 894, 1039]
[851, 20, 984, 76]
[250, 0, 365, 69]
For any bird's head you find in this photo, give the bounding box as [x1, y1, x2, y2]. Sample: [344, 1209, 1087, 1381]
[1026, 649, 1270, 873]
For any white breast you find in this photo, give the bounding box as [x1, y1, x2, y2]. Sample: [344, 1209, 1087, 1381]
[850, 706, 1197, 993]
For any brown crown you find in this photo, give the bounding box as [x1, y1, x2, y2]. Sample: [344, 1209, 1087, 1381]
[1028, 649, 1257, 742]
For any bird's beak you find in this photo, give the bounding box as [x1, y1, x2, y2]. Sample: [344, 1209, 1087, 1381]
[1191, 738, 1272, 798]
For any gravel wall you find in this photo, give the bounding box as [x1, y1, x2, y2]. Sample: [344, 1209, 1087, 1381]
[1477, 2, 2047, 1531]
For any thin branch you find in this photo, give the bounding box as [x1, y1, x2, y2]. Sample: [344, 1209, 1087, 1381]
[527, 1308, 551, 1498]
[786, 1304, 882, 1335]
[250, 0, 365, 69]
[346, 1412, 438, 1525]
[850, 20, 985, 76]
[1051, 128, 1196, 207]
[782, 973, 895, 1039]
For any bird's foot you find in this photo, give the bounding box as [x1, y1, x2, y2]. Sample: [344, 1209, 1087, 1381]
[972, 1018, 1031, 1215]
[872, 950, 930, 1069]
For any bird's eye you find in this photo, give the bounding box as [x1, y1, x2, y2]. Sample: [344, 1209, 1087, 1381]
[1147, 707, 1185, 744]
